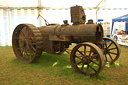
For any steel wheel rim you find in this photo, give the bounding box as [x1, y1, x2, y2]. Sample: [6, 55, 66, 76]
[103, 38, 121, 63]
[70, 42, 104, 77]
[12, 24, 43, 63]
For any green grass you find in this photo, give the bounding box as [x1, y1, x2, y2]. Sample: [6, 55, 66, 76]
[0, 45, 128, 85]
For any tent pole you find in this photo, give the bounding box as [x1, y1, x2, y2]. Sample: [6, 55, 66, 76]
[95, 0, 106, 22]
[8, 9, 11, 46]
[96, 9, 98, 22]
[38, 0, 42, 27]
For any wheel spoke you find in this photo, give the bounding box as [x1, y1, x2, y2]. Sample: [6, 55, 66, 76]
[29, 48, 35, 54]
[104, 41, 108, 48]
[27, 28, 29, 39]
[84, 46, 86, 56]
[76, 61, 82, 65]
[107, 42, 113, 49]
[90, 60, 99, 66]
[109, 52, 117, 55]
[89, 48, 92, 56]
[77, 50, 84, 56]
[30, 45, 36, 52]
[104, 54, 108, 61]
[75, 55, 82, 60]
[108, 52, 113, 61]
[27, 28, 33, 40]
[28, 35, 32, 40]
[81, 63, 84, 71]
[91, 54, 98, 59]
[88, 64, 96, 72]
[109, 47, 117, 51]
[20, 30, 26, 39]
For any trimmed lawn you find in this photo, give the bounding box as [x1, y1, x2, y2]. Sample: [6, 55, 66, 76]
[0, 45, 128, 85]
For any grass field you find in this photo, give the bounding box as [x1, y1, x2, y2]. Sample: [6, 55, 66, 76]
[0, 45, 128, 85]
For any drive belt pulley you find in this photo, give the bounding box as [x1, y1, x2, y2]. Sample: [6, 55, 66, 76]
[12, 24, 43, 63]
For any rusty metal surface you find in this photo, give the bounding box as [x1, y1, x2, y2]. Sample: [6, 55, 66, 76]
[40, 24, 103, 43]
[49, 35, 71, 41]
[71, 6, 86, 25]
[87, 19, 94, 24]
[12, 24, 43, 63]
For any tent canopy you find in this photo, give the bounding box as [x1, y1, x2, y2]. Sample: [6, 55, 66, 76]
[111, 14, 128, 36]
[0, 0, 128, 8]
[112, 14, 128, 22]
[0, 0, 101, 8]
[0, 0, 38, 7]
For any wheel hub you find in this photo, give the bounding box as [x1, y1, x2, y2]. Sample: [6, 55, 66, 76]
[104, 48, 109, 54]
[23, 39, 29, 49]
[82, 56, 90, 64]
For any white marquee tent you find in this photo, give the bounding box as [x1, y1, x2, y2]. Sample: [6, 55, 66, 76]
[0, 0, 128, 46]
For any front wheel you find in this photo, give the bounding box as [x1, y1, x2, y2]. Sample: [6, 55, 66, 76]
[103, 37, 121, 63]
[70, 42, 105, 77]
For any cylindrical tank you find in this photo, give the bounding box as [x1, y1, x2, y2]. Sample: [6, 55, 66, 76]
[40, 23, 103, 43]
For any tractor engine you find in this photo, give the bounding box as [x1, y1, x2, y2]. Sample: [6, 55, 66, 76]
[38, 6, 103, 53]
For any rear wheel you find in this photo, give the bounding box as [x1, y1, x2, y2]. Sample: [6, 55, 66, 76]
[12, 24, 43, 63]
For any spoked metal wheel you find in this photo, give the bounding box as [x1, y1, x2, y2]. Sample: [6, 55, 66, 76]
[12, 24, 43, 63]
[70, 42, 105, 77]
[103, 37, 121, 63]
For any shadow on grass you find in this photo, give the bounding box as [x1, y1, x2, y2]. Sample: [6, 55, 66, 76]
[11, 52, 107, 80]
[11, 52, 70, 68]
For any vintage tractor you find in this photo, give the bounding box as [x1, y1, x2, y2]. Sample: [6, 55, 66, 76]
[12, 6, 120, 77]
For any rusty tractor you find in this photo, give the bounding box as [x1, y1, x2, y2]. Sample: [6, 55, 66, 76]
[12, 6, 121, 77]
